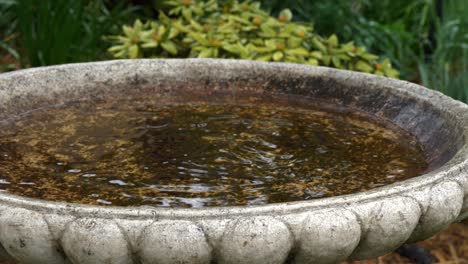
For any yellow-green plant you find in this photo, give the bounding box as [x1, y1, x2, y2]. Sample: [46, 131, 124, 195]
[107, 0, 399, 78]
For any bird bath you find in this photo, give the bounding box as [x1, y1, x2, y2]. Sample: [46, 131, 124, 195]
[0, 59, 466, 264]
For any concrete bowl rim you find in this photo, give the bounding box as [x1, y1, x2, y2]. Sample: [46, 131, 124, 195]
[0, 58, 466, 220]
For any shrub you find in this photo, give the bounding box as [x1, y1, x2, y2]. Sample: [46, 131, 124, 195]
[106, 0, 399, 78]
[262, 0, 468, 102]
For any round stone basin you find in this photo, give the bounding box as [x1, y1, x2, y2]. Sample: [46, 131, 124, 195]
[0, 59, 466, 264]
[0, 93, 429, 207]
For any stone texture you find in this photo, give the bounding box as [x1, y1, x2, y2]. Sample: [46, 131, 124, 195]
[138, 220, 212, 264]
[217, 217, 293, 264]
[408, 181, 464, 241]
[0, 208, 66, 264]
[294, 209, 361, 263]
[0, 59, 466, 263]
[61, 218, 132, 264]
[454, 170, 468, 221]
[349, 197, 421, 259]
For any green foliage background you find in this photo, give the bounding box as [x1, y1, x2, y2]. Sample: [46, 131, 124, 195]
[0, 0, 138, 67]
[0, 0, 466, 101]
[106, 0, 398, 77]
[262, 0, 468, 101]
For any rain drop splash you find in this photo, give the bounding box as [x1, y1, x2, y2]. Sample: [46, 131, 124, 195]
[0, 101, 427, 207]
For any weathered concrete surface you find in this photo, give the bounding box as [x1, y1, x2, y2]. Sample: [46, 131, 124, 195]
[0, 59, 466, 264]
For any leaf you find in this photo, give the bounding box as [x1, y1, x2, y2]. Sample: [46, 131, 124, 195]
[182, 8, 192, 21]
[198, 48, 212, 58]
[250, 44, 275, 53]
[312, 38, 326, 52]
[260, 24, 275, 36]
[361, 53, 379, 60]
[139, 29, 154, 40]
[374, 70, 385, 76]
[287, 48, 309, 56]
[337, 54, 351, 61]
[157, 25, 167, 36]
[161, 41, 178, 55]
[256, 54, 273, 61]
[122, 25, 134, 37]
[328, 34, 338, 47]
[384, 68, 400, 78]
[0, 41, 20, 59]
[307, 58, 319, 65]
[171, 21, 189, 32]
[108, 45, 125, 52]
[340, 42, 355, 52]
[192, 46, 205, 51]
[134, 19, 143, 31]
[168, 27, 179, 39]
[381, 58, 392, 68]
[129, 45, 139, 59]
[168, 9, 177, 16]
[158, 11, 171, 23]
[164, 0, 179, 7]
[232, 16, 250, 25]
[322, 55, 331, 66]
[287, 37, 302, 48]
[309, 51, 322, 59]
[331, 57, 342, 68]
[0, 0, 16, 6]
[141, 41, 159, 48]
[212, 47, 219, 57]
[113, 50, 127, 58]
[278, 9, 293, 22]
[285, 55, 299, 63]
[223, 44, 240, 54]
[192, 6, 204, 16]
[355, 60, 373, 73]
[273, 51, 284, 61]
[189, 20, 204, 31]
[188, 32, 210, 45]
[239, 48, 252, 59]
[265, 39, 277, 49]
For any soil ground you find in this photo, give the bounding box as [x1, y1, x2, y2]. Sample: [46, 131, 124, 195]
[345, 221, 468, 264]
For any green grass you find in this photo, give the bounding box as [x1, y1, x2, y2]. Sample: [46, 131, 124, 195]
[16, 0, 84, 66]
[417, 0, 468, 101]
[1, 0, 139, 67]
[0, 0, 20, 69]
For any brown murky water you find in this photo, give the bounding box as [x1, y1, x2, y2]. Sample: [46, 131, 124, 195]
[0, 100, 428, 207]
